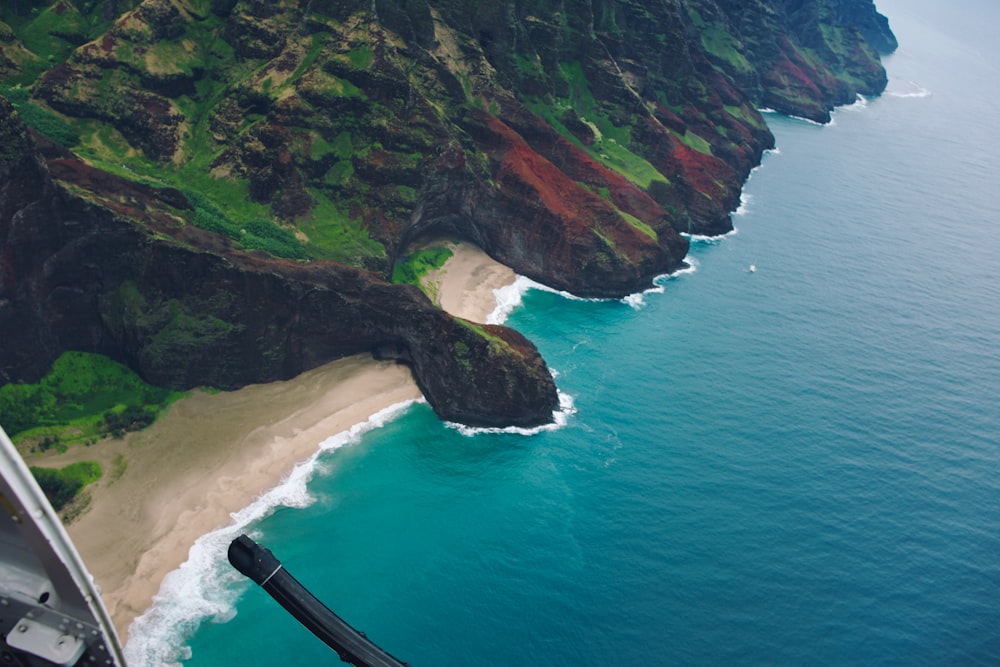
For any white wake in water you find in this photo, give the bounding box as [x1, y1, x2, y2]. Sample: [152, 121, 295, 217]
[887, 80, 931, 98]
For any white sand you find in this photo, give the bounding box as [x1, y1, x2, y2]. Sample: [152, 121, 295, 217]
[423, 240, 516, 321]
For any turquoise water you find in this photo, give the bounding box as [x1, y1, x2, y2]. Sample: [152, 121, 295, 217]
[129, 1, 1000, 664]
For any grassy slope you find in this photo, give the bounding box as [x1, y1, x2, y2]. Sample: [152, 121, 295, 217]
[29, 460, 102, 513]
[5, 1, 383, 264]
[0, 351, 184, 449]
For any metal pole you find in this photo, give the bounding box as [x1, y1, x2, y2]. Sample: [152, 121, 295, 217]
[228, 534, 410, 667]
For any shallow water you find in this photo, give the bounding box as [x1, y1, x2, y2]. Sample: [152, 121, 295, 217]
[129, 2, 1000, 664]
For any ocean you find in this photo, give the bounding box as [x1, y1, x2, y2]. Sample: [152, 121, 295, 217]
[127, 1, 1000, 664]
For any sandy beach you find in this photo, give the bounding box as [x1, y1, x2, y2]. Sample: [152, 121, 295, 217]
[38, 240, 516, 642]
[421, 239, 516, 317]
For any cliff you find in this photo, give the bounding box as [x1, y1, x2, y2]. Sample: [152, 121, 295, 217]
[0, 0, 894, 427]
[0, 102, 557, 427]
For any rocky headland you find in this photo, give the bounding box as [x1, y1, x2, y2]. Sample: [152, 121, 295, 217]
[0, 0, 895, 427]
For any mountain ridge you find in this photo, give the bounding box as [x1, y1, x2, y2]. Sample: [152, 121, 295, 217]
[0, 0, 895, 427]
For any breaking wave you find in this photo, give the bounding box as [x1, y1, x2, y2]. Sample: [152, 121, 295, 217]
[760, 107, 826, 126]
[888, 81, 931, 98]
[841, 94, 870, 111]
[122, 399, 422, 667]
[487, 275, 537, 325]
[682, 230, 737, 245]
[446, 389, 576, 437]
[623, 258, 699, 309]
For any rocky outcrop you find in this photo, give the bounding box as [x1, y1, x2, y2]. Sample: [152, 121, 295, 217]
[410, 108, 691, 298]
[0, 107, 557, 427]
[829, 0, 898, 54]
[707, 0, 892, 121]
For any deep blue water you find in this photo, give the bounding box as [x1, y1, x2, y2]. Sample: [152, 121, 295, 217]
[129, 1, 1000, 664]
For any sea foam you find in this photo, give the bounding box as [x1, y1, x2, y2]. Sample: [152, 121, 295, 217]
[522, 279, 606, 304]
[489, 255, 702, 315]
[888, 81, 931, 99]
[487, 274, 611, 323]
[622, 258, 701, 309]
[735, 192, 753, 216]
[123, 399, 422, 667]
[446, 389, 577, 437]
[733, 146, 780, 217]
[759, 108, 827, 126]
[841, 94, 870, 111]
[682, 230, 736, 244]
[487, 275, 536, 325]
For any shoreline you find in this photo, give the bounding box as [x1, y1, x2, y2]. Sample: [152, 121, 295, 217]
[39, 240, 516, 643]
[420, 239, 517, 318]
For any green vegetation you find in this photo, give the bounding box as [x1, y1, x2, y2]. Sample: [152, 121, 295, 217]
[348, 44, 374, 70]
[0, 84, 29, 105]
[449, 320, 521, 377]
[310, 129, 354, 162]
[99, 282, 245, 375]
[527, 96, 669, 189]
[298, 194, 385, 265]
[393, 245, 454, 285]
[0, 351, 183, 446]
[324, 160, 355, 185]
[724, 104, 766, 130]
[4, 7, 325, 262]
[619, 210, 658, 241]
[1, 3, 392, 270]
[558, 61, 599, 118]
[185, 189, 306, 259]
[513, 53, 546, 89]
[0, 84, 80, 147]
[291, 31, 326, 81]
[452, 339, 472, 372]
[522, 61, 670, 190]
[674, 128, 713, 155]
[9, 5, 83, 75]
[578, 182, 658, 240]
[30, 461, 102, 511]
[28, 27, 379, 266]
[331, 131, 353, 158]
[688, 10, 753, 76]
[148, 305, 237, 355]
[142, 39, 204, 79]
[1, 0, 119, 84]
[241, 218, 307, 258]
[455, 318, 520, 360]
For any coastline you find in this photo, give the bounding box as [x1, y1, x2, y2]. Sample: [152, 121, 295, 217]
[39, 240, 516, 643]
[421, 239, 517, 318]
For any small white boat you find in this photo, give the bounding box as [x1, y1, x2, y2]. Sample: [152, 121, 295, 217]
[749, 264, 757, 272]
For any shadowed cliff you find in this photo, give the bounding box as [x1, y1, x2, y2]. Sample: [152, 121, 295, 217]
[0, 101, 557, 427]
[0, 0, 894, 426]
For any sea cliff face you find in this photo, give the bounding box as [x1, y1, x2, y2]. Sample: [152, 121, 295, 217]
[0, 103, 558, 427]
[0, 0, 894, 427]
